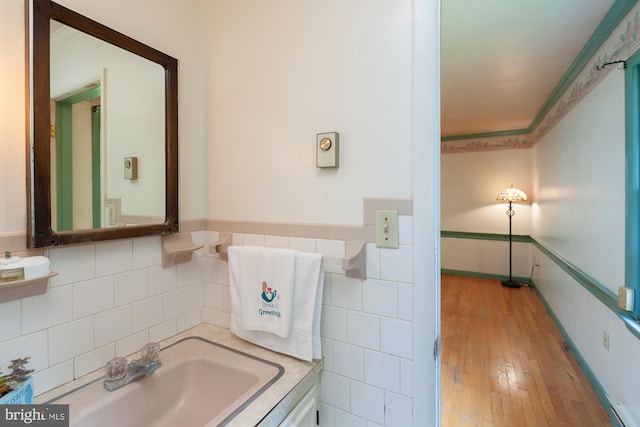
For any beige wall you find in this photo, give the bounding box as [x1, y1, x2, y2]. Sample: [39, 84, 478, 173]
[441, 148, 532, 235]
[203, 0, 414, 225]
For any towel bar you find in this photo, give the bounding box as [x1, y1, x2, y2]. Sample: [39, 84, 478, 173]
[209, 231, 233, 261]
[322, 241, 367, 280]
[210, 233, 366, 279]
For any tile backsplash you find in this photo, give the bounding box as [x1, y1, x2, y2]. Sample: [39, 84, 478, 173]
[0, 213, 414, 426]
[202, 217, 414, 427]
[0, 233, 204, 396]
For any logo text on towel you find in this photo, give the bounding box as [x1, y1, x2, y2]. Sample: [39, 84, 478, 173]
[260, 281, 281, 318]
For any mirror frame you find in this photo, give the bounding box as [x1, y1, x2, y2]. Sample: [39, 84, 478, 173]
[27, 0, 179, 248]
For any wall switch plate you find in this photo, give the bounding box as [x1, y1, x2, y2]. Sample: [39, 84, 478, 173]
[375, 210, 399, 248]
[603, 330, 610, 351]
[618, 286, 634, 311]
[316, 132, 339, 168]
[106, 204, 116, 226]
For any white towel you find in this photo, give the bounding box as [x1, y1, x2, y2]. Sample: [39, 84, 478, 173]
[229, 246, 324, 361]
[238, 246, 297, 338]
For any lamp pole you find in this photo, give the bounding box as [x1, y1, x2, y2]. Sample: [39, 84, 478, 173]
[502, 200, 520, 288]
[497, 186, 527, 288]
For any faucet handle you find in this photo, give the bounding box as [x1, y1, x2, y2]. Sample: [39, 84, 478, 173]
[105, 357, 127, 381]
[140, 342, 160, 363]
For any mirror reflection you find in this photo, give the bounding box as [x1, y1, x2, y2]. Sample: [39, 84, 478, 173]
[28, 0, 179, 248]
[50, 21, 166, 231]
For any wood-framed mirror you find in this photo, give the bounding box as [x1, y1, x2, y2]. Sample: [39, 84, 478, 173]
[27, 0, 178, 248]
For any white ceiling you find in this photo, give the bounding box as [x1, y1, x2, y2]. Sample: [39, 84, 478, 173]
[441, 0, 616, 138]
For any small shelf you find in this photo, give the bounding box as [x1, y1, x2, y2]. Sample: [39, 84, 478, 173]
[162, 233, 204, 268]
[0, 272, 58, 304]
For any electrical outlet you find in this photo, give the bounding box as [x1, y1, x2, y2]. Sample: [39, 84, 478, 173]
[603, 331, 610, 351]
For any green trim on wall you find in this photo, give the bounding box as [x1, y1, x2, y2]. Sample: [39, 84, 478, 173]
[529, 0, 638, 132]
[441, 230, 532, 243]
[55, 86, 102, 231]
[91, 106, 101, 229]
[531, 239, 620, 313]
[441, 0, 638, 143]
[58, 86, 101, 106]
[55, 102, 73, 231]
[531, 281, 616, 424]
[441, 231, 640, 339]
[441, 268, 531, 284]
[625, 47, 640, 319]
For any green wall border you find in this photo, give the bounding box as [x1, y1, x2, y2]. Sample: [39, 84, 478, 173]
[441, 230, 640, 339]
[530, 280, 615, 424]
[441, 230, 623, 422]
[55, 86, 102, 231]
[441, 230, 532, 243]
[625, 47, 640, 320]
[441, 268, 530, 284]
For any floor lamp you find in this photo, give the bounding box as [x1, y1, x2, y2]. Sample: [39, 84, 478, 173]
[496, 186, 528, 288]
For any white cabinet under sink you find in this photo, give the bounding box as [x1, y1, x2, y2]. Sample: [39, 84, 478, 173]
[259, 359, 323, 427]
[279, 385, 318, 427]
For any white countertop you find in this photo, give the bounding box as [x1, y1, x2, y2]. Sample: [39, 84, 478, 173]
[36, 324, 324, 426]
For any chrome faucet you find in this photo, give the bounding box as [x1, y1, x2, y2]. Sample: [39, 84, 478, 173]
[103, 342, 161, 391]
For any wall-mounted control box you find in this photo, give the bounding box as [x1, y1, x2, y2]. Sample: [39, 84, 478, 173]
[124, 157, 138, 180]
[316, 132, 339, 168]
[618, 286, 634, 311]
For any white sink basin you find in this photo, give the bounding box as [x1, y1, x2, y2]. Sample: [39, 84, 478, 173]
[48, 337, 284, 426]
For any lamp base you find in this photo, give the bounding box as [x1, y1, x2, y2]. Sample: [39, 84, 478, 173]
[501, 280, 522, 288]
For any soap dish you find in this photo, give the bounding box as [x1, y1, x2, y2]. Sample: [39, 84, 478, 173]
[0, 251, 56, 303]
[0, 272, 58, 304]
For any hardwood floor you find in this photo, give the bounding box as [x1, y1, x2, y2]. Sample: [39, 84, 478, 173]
[441, 274, 611, 426]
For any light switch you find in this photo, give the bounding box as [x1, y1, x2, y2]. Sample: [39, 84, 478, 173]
[375, 210, 399, 248]
[106, 204, 116, 226]
[316, 132, 339, 168]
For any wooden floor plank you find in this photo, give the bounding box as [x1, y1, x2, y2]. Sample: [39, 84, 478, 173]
[440, 274, 611, 427]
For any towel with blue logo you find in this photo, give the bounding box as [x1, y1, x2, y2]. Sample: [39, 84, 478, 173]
[238, 245, 297, 338]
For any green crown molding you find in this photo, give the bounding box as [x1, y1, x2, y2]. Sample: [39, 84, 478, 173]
[440, 128, 530, 142]
[530, 0, 638, 132]
[442, 0, 638, 144]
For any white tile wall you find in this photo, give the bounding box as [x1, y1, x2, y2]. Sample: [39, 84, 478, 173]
[48, 318, 94, 365]
[72, 277, 114, 318]
[21, 286, 73, 334]
[347, 311, 380, 350]
[334, 409, 367, 427]
[1, 214, 414, 425]
[385, 392, 412, 427]
[0, 300, 20, 341]
[199, 214, 414, 426]
[0, 235, 205, 397]
[114, 269, 148, 305]
[332, 341, 364, 381]
[350, 381, 384, 424]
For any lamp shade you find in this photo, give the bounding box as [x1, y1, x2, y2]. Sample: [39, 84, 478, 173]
[496, 186, 527, 202]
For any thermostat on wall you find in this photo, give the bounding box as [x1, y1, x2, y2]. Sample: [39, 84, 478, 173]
[316, 132, 339, 168]
[124, 157, 138, 180]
